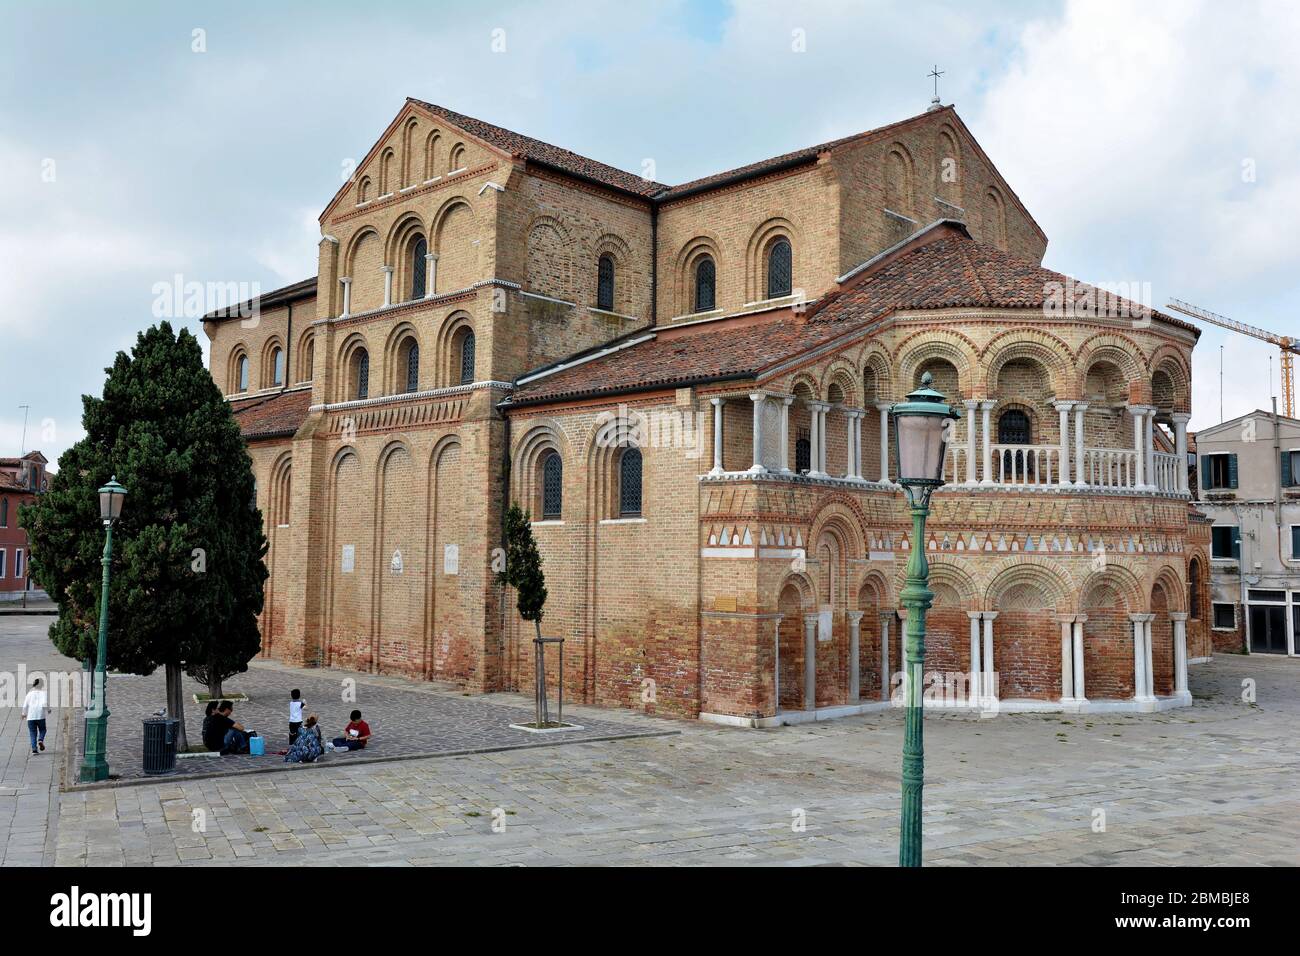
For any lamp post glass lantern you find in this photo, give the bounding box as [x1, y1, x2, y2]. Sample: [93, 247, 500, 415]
[889, 373, 958, 867]
[80, 476, 126, 783]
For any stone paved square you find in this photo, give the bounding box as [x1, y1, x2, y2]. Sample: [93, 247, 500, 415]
[2, 614, 1298, 867]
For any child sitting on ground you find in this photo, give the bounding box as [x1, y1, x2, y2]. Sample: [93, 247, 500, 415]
[331, 710, 372, 751]
[284, 714, 322, 763]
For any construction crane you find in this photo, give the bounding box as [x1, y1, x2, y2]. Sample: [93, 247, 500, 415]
[1166, 298, 1298, 418]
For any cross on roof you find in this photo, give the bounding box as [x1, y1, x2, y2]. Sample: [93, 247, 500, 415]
[928, 65, 944, 99]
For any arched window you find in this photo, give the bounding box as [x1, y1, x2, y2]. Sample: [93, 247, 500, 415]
[541, 451, 563, 519]
[405, 340, 419, 393]
[795, 435, 811, 474]
[997, 408, 1032, 479]
[1189, 559, 1202, 620]
[597, 255, 615, 311]
[355, 349, 369, 399]
[237, 354, 249, 392]
[997, 409, 1031, 444]
[459, 331, 475, 385]
[694, 256, 716, 313]
[618, 447, 642, 517]
[411, 237, 428, 300]
[767, 238, 792, 298]
[271, 347, 284, 386]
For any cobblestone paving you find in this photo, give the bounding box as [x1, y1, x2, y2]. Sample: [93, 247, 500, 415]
[68, 652, 671, 783]
[0, 613, 62, 865]
[4, 615, 1299, 866]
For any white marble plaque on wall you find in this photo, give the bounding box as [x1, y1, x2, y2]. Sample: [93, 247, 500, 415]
[341, 545, 355, 573]
[443, 544, 459, 575]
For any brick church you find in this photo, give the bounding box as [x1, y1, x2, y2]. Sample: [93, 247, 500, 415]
[205, 97, 1210, 725]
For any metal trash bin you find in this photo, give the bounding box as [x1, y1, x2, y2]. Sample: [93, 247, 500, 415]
[142, 717, 180, 775]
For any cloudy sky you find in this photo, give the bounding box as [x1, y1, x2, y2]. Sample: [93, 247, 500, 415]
[3, 0, 1298, 466]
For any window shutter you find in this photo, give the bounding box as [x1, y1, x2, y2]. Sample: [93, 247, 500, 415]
[1283, 450, 1294, 488]
[1200, 456, 1211, 490]
[1228, 453, 1238, 489]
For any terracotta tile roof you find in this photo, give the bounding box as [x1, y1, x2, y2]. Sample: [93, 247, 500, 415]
[204, 276, 317, 322]
[659, 109, 940, 201]
[806, 227, 1198, 334]
[510, 316, 845, 406]
[230, 388, 312, 441]
[510, 225, 1197, 407]
[410, 99, 668, 198]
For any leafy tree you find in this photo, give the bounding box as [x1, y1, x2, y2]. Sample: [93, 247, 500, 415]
[22, 322, 267, 750]
[496, 504, 550, 721]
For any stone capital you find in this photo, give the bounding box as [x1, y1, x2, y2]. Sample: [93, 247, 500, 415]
[1169, 412, 1192, 424]
[1051, 400, 1077, 412]
[1167, 611, 1190, 622]
[981, 610, 999, 621]
[1128, 612, 1156, 623]
[846, 610, 865, 623]
[967, 611, 984, 621]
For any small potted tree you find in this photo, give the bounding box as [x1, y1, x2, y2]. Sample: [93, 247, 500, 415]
[497, 504, 578, 731]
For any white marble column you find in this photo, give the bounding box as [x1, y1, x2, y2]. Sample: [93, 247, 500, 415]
[1072, 402, 1089, 486]
[963, 400, 979, 484]
[1143, 616, 1156, 699]
[879, 611, 893, 701]
[749, 392, 767, 473]
[803, 614, 819, 711]
[780, 397, 793, 473]
[850, 411, 864, 479]
[1144, 410, 1156, 489]
[1170, 611, 1189, 699]
[1054, 401, 1074, 487]
[979, 400, 996, 485]
[1058, 615, 1075, 702]
[818, 405, 829, 475]
[424, 252, 438, 299]
[808, 402, 824, 478]
[1072, 615, 1087, 702]
[968, 611, 984, 704]
[874, 402, 890, 483]
[847, 610, 864, 701]
[1128, 405, 1148, 489]
[1130, 613, 1155, 702]
[382, 264, 394, 307]
[710, 397, 724, 475]
[981, 611, 997, 703]
[1171, 412, 1190, 493]
[339, 277, 352, 318]
[845, 410, 857, 479]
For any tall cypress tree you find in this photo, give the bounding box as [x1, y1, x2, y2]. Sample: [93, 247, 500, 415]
[22, 322, 267, 751]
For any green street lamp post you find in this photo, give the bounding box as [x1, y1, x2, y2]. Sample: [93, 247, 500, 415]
[890, 373, 958, 867]
[80, 476, 126, 783]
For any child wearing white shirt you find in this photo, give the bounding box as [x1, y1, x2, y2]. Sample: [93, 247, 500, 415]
[288, 688, 305, 744]
[22, 678, 48, 756]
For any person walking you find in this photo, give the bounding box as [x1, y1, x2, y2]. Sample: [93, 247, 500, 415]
[21, 677, 48, 755]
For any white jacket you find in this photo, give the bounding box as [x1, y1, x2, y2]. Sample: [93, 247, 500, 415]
[22, 689, 47, 721]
